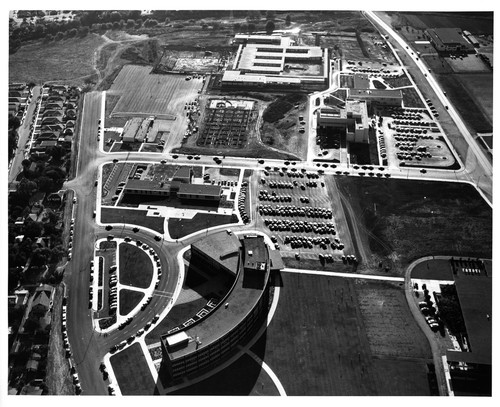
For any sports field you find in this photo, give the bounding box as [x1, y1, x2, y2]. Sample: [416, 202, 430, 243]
[254, 273, 433, 395]
[109, 65, 202, 117]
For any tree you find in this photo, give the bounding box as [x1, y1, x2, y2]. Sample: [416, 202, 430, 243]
[67, 28, 77, 37]
[54, 31, 64, 41]
[265, 20, 275, 35]
[126, 19, 135, 28]
[285, 14, 291, 26]
[233, 22, 241, 32]
[247, 23, 256, 33]
[78, 26, 89, 37]
[266, 11, 275, 20]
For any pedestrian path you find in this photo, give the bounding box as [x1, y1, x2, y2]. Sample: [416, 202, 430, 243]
[282, 268, 404, 282]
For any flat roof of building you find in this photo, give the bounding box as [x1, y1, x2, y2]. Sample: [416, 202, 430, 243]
[349, 89, 403, 99]
[428, 28, 470, 46]
[178, 183, 221, 197]
[124, 178, 171, 192]
[191, 231, 241, 274]
[222, 70, 301, 85]
[451, 271, 492, 365]
[242, 236, 268, 271]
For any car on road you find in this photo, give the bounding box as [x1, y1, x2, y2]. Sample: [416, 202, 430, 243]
[172, 155, 178, 159]
[152, 314, 160, 323]
[73, 197, 77, 204]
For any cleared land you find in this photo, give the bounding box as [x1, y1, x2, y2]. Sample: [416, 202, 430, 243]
[336, 177, 492, 271]
[100, 207, 165, 234]
[109, 343, 156, 395]
[255, 273, 432, 395]
[9, 34, 104, 85]
[109, 65, 201, 117]
[118, 243, 154, 289]
[119, 289, 145, 316]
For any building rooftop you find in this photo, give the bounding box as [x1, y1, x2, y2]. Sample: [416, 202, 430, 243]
[124, 178, 171, 193]
[428, 27, 471, 47]
[242, 236, 268, 271]
[449, 270, 492, 365]
[191, 231, 241, 275]
[178, 183, 221, 197]
[349, 88, 403, 99]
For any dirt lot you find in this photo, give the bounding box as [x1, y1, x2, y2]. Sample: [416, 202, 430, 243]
[109, 65, 202, 118]
[254, 272, 433, 395]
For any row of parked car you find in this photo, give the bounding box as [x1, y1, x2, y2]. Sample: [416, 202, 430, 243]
[258, 204, 333, 219]
[238, 181, 250, 224]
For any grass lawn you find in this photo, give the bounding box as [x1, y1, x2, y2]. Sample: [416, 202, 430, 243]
[412, 259, 454, 280]
[401, 87, 426, 108]
[109, 343, 157, 395]
[436, 73, 492, 133]
[119, 243, 154, 289]
[9, 34, 105, 85]
[256, 272, 433, 395]
[170, 353, 280, 395]
[119, 289, 145, 316]
[168, 213, 237, 239]
[101, 207, 165, 234]
[336, 177, 492, 271]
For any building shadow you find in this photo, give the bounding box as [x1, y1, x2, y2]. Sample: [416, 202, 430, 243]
[154, 327, 270, 395]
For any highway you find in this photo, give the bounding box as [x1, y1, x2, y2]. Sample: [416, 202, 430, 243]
[363, 11, 492, 204]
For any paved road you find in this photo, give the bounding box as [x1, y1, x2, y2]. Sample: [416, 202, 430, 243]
[63, 53, 492, 393]
[363, 11, 492, 204]
[404, 256, 455, 396]
[9, 86, 41, 183]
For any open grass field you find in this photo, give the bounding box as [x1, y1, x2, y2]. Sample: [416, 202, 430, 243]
[119, 289, 145, 316]
[168, 213, 237, 239]
[336, 177, 492, 270]
[355, 279, 430, 358]
[9, 34, 104, 85]
[100, 207, 165, 234]
[109, 342, 157, 395]
[256, 272, 432, 395]
[401, 87, 426, 108]
[118, 243, 154, 289]
[109, 65, 201, 118]
[412, 259, 454, 280]
[400, 12, 493, 35]
[435, 73, 492, 133]
[456, 73, 493, 124]
[170, 353, 280, 395]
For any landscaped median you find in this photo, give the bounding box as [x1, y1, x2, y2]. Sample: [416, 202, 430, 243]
[93, 237, 162, 334]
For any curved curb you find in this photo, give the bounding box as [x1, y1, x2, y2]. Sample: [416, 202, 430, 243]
[404, 256, 451, 396]
[246, 349, 287, 396]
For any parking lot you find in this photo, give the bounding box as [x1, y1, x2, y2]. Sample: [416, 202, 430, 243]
[376, 106, 455, 168]
[254, 168, 355, 265]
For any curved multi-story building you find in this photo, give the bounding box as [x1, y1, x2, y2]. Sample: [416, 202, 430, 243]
[160, 231, 283, 384]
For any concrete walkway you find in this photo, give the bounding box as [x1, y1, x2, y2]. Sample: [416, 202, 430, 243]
[282, 267, 404, 282]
